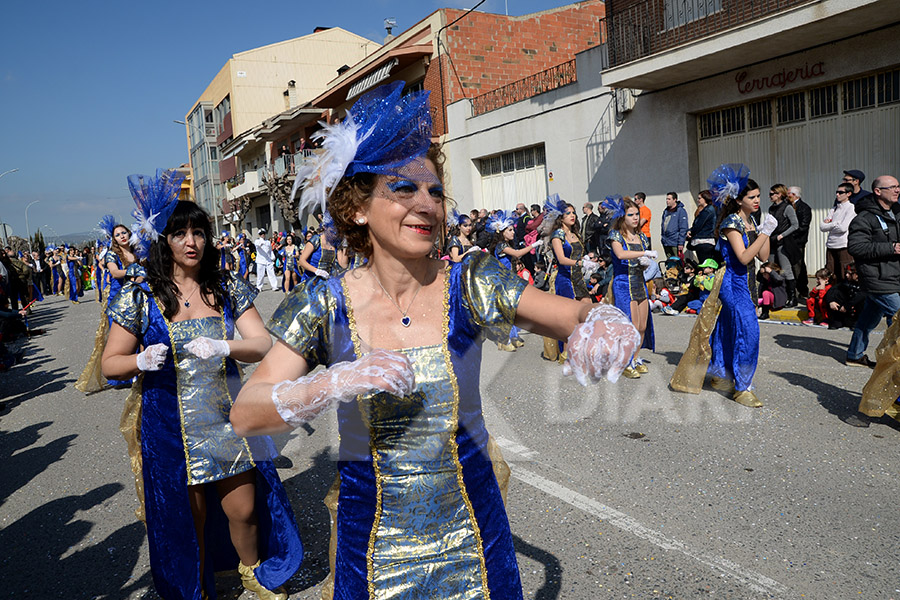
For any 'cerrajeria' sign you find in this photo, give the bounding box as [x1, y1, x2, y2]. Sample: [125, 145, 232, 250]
[735, 62, 825, 94]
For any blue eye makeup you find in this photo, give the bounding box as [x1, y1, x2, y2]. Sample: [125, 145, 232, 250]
[429, 185, 444, 198]
[387, 180, 418, 193]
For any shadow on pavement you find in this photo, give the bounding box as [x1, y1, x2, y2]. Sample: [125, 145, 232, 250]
[771, 370, 861, 419]
[657, 350, 684, 367]
[771, 332, 847, 363]
[0, 366, 72, 414]
[514, 535, 562, 600]
[0, 421, 76, 506]
[0, 482, 154, 600]
[280, 448, 338, 594]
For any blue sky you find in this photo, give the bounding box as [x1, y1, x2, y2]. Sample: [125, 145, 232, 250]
[0, 0, 574, 240]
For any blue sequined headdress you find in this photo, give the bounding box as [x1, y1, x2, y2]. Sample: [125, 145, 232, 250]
[127, 168, 186, 258]
[486, 210, 517, 233]
[446, 209, 466, 229]
[291, 81, 434, 216]
[600, 195, 625, 220]
[707, 164, 750, 206]
[543, 194, 567, 221]
[321, 210, 342, 248]
[97, 214, 117, 240]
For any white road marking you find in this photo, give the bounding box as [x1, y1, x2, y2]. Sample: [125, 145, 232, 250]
[497, 438, 788, 597]
[494, 436, 539, 459]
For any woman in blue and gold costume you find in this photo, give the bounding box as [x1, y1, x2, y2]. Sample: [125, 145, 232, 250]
[670, 165, 777, 407]
[101, 170, 302, 600]
[281, 233, 300, 292]
[75, 217, 138, 392]
[540, 195, 589, 362]
[64, 245, 84, 303]
[230, 81, 640, 600]
[604, 195, 656, 379]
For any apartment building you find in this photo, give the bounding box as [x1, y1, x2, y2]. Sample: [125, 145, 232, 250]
[184, 27, 380, 233]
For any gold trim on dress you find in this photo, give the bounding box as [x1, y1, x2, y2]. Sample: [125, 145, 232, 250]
[860, 311, 900, 417]
[119, 375, 146, 522]
[669, 267, 726, 394]
[74, 313, 110, 393]
[441, 266, 492, 597]
[340, 276, 384, 599]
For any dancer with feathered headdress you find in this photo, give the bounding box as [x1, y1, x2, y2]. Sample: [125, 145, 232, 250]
[606, 194, 658, 378]
[487, 209, 543, 350]
[101, 169, 302, 600]
[671, 165, 778, 407]
[445, 209, 478, 262]
[229, 81, 641, 599]
[75, 215, 139, 392]
[540, 194, 591, 362]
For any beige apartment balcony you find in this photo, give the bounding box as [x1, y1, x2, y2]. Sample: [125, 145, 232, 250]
[602, 0, 900, 90]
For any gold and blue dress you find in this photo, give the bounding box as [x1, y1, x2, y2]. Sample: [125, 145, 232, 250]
[108, 270, 303, 600]
[608, 229, 655, 351]
[268, 252, 524, 599]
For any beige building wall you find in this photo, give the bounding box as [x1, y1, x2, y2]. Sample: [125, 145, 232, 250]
[188, 27, 380, 133]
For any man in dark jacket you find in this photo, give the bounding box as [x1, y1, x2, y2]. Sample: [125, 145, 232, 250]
[660, 192, 688, 260]
[843, 169, 871, 205]
[845, 175, 900, 369]
[788, 186, 812, 299]
[581, 202, 600, 254]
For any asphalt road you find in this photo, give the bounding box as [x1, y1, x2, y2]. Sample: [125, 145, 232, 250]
[2, 290, 898, 600]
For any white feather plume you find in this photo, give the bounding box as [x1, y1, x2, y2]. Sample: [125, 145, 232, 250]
[291, 114, 362, 216]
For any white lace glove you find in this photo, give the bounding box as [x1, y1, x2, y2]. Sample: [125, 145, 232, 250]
[637, 256, 652, 268]
[562, 305, 641, 385]
[643, 250, 658, 259]
[758, 214, 778, 237]
[465, 245, 482, 255]
[272, 349, 416, 428]
[184, 336, 230, 359]
[531, 240, 544, 249]
[136, 343, 168, 372]
[581, 257, 599, 276]
[314, 268, 330, 279]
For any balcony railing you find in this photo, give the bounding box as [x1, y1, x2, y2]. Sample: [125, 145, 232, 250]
[605, 0, 815, 69]
[472, 60, 578, 116]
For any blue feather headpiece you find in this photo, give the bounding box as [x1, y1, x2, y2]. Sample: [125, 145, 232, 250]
[446, 209, 468, 229]
[292, 81, 434, 216]
[487, 210, 517, 233]
[127, 168, 186, 258]
[707, 164, 750, 206]
[601, 195, 626, 220]
[543, 194, 568, 220]
[321, 210, 342, 248]
[97, 214, 117, 239]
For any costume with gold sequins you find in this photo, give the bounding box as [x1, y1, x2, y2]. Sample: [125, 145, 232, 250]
[608, 229, 655, 350]
[108, 268, 303, 600]
[268, 252, 525, 599]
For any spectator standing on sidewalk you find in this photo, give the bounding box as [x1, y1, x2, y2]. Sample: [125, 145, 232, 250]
[843, 169, 871, 205]
[581, 202, 601, 255]
[634, 192, 652, 250]
[686, 190, 719, 265]
[788, 186, 812, 300]
[820, 182, 856, 282]
[660, 192, 688, 260]
[844, 175, 900, 368]
[768, 184, 800, 307]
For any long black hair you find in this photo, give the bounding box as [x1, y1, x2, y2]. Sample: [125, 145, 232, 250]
[146, 201, 225, 321]
[714, 178, 759, 238]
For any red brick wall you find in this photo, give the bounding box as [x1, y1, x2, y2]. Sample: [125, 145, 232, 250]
[424, 54, 450, 136]
[443, 0, 605, 101]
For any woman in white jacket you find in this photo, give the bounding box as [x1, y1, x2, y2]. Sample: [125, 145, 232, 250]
[819, 182, 857, 282]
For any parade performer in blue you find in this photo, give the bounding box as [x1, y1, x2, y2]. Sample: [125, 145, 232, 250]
[75, 216, 138, 392]
[670, 164, 778, 406]
[64, 245, 83, 303]
[101, 169, 302, 600]
[605, 194, 657, 378]
[229, 81, 640, 600]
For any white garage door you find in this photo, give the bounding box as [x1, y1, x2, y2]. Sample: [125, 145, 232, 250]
[698, 68, 900, 272]
[479, 145, 548, 212]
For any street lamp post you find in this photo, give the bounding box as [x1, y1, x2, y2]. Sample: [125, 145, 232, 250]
[0, 168, 19, 246]
[174, 120, 222, 236]
[25, 200, 40, 252]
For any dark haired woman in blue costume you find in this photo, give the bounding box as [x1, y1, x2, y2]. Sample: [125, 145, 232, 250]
[102, 174, 301, 600]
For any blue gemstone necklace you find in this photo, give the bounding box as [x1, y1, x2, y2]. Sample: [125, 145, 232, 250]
[370, 270, 421, 328]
